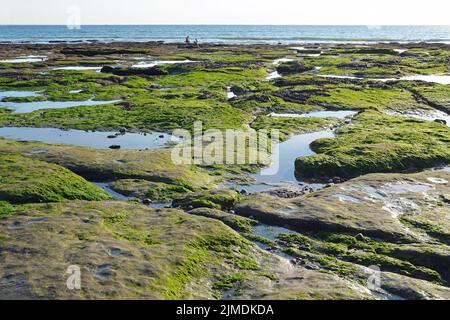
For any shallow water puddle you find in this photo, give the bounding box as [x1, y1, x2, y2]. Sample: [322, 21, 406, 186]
[319, 74, 362, 80]
[239, 111, 358, 192]
[131, 59, 193, 68]
[0, 99, 120, 113]
[266, 71, 281, 80]
[256, 129, 335, 186]
[289, 47, 323, 56]
[266, 57, 294, 80]
[319, 73, 450, 85]
[53, 66, 103, 71]
[0, 127, 176, 149]
[400, 75, 450, 85]
[370, 75, 450, 85]
[268, 110, 357, 119]
[0, 90, 42, 100]
[0, 55, 47, 63]
[253, 224, 297, 242]
[93, 182, 134, 201]
[387, 109, 450, 127]
[226, 86, 237, 99]
[333, 193, 362, 203]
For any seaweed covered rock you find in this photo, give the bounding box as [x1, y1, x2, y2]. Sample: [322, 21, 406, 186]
[0, 138, 216, 192]
[101, 66, 168, 76]
[295, 111, 450, 180]
[234, 170, 450, 289]
[276, 61, 313, 75]
[61, 48, 149, 56]
[0, 153, 111, 204]
[0, 201, 376, 300]
[172, 190, 242, 210]
[188, 207, 257, 233]
[108, 179, 193, 202]
[235, 170, 450, 244]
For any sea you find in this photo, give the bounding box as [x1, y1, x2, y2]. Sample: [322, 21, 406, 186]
[0, 25, 450, 44]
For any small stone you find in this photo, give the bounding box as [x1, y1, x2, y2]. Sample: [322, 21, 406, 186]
[107, 135, 117, 139]
[332, 177, 343, 184]
[109, 145, 121, 150]
[434, 119, 447, 125]
[304, 262, 321, 270]
[142, 199, 152, 205]
[355, 233, 367, 242]
[120, 102, 133, 110]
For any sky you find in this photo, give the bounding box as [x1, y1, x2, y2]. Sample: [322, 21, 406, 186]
[0, 0, 449, 25]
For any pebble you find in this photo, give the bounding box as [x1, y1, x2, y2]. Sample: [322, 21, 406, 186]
[142, 199, 153, 205]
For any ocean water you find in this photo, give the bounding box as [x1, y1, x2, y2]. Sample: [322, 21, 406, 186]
[0, 25, 449, 44]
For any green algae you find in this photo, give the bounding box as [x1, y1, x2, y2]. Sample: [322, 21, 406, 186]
[0, 152, 111, 204]
[0, 200, 16, 219]
[276, 230, 444, 284]
[310, 87, 423, 111]
[172, 190, 242, 210]
[295, 111, 450, 179]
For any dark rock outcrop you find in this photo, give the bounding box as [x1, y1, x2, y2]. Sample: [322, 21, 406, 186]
[434, 119, 447, 125]
[61, 48, 149, 56]
[100, 66, 168, 76]
[276, 61, 314, 75]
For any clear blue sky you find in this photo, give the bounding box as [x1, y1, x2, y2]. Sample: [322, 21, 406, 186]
[0, 0, 449, 25]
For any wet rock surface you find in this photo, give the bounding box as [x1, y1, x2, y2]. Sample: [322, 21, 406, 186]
[101, 65, 168, 76]
[0, 201, 384, 300]
[236, 170, 449, 243]
[0, 41, 449, 300]
[234, 170, 450, 292]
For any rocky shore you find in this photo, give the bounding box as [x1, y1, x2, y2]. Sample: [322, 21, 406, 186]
[0, 41, 449, 300]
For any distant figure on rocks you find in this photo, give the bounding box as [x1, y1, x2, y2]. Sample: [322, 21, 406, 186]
[185, 36, 191, 46]
[194, 38, 199, 48]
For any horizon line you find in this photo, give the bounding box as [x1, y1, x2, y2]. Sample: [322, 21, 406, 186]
[1, 24, 449, 27]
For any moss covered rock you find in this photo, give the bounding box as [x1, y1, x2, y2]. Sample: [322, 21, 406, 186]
[0, 200, 377, 300]
[0, 153, 111, 203]
[295, 111, 450, 180]
[173, 190, 242, 210]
